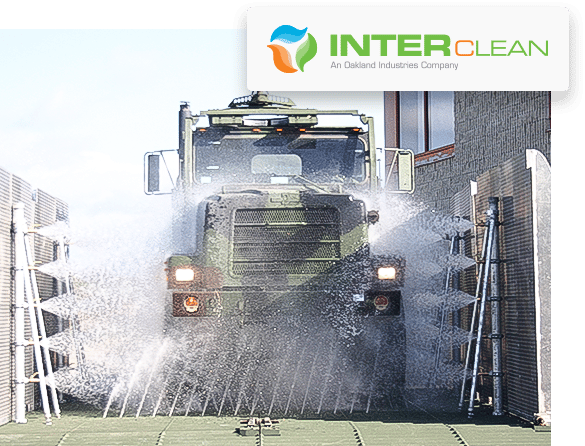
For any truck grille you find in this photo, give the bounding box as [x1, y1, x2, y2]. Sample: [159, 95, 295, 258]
[231, 208, 341, 275]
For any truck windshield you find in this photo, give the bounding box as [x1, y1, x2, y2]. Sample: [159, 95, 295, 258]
[194, 133, 367, 185]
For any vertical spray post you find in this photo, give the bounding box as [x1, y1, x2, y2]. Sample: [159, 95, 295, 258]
[459, 223, 489, 411]
[488, 197, 503, 415]
[22, 243, 53, 425]
[23, 232, 61, 419]
[13, 203, 27, 424]
[468, 197, 498, 418]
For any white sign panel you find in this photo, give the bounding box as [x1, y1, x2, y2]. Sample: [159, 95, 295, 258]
[247, 6, 569, 91]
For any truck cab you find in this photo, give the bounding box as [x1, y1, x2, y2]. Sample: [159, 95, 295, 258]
[146, 92, 413, 324]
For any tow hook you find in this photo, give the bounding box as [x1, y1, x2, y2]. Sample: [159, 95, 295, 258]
[238, 417, 281, 436]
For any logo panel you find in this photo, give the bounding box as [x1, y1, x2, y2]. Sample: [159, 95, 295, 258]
[267, 25, 317, 73]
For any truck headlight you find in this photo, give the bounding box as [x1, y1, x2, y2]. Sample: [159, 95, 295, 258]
[175, 268, 195, 282]
[377, 266, 396, 280]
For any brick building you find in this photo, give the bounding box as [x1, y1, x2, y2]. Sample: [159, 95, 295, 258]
[383, 91, 551, 211]
[383, 91, 551, 423]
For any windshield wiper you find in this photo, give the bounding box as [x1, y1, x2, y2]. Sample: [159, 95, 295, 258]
[292, 175, 331, 194]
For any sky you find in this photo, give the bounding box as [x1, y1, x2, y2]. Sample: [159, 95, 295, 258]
[0, 28, 385, 232]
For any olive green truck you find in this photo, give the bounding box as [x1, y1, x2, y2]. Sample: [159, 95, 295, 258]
[145, 92, 413, 326]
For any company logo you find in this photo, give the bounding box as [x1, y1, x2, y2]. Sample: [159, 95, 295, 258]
[267, 25, 317, 73]
[329, 34, 549, 58]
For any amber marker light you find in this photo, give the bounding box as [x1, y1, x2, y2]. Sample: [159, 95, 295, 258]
[374, 295, 389, 311]
[184, 296, 199, 313]
[377, 266, 396, 280]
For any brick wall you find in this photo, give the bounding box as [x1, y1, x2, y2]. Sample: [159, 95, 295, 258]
[413, 91, 551, 212]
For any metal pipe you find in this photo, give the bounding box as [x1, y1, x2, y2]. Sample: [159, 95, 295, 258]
[24, 232, 61, 418]
[467, 201, 497, 418]
[54, 243, 64, 403]
[22, 244, 53, 425]
[13, 203, 28, 424]
[451, 235, 462, 361]
[459, 226, 489, 410]
[452, 234, 462, 292]
[488, 198, 503, 415]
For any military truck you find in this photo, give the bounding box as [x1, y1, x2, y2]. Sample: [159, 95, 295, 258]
[145, 92, 413, 325]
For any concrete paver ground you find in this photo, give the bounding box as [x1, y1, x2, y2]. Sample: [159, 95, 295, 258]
[0, 405, 551, 446]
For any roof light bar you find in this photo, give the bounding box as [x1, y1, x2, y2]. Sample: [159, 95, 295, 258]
[243, 115, 289, 127]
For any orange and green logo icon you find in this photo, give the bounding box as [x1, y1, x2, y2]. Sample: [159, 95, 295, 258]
[267, 25, 317, 73]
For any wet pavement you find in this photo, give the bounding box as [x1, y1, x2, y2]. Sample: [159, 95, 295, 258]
[0, 405, 551, 446]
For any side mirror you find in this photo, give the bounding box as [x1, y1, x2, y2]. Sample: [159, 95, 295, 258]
[383, 148, 414, 193]
[146, 154, 160, 193]
[144, 150, 178, 195]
